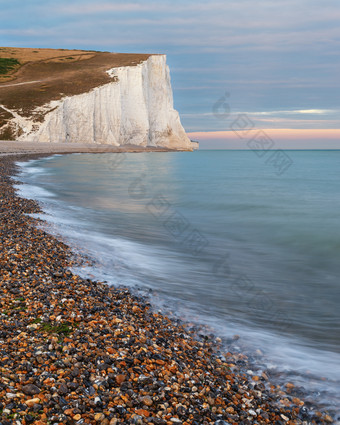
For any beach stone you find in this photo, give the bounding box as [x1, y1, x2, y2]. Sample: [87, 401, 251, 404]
[58, 383, 69, 395]
[22, 384, 40, 396]
[32, 403, 43, 412]
[116, 374, 126, 385]
[5, 393, 17, 399]
[132, 415, 143, 425]
[25, 398, 41, 407]
[95, 413, 105, 422]
[140, 395, 153, 406]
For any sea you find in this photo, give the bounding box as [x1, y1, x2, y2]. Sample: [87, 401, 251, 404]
[15, 150, 340, 417]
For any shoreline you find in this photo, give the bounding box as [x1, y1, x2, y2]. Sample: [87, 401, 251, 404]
[0, 153, 334, 425]
[0, 142, 194, 156]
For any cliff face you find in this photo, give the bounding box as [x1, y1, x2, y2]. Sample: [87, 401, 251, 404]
[1, 54, 193, 150]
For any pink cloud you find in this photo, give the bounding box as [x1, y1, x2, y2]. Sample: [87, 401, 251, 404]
[188, 129, 340, 149]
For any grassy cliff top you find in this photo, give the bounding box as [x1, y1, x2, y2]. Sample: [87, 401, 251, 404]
[0, 47, 97, 81]
[0, 47, 151, 116]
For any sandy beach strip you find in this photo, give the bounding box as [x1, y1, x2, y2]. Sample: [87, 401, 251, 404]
[0, 153, 333, 425]
[0, 141, 188, 157]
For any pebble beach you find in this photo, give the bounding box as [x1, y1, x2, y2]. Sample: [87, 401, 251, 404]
[0, 154, 335, 425]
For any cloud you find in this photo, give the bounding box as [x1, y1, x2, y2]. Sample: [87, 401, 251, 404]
[183, 109, 338, 117]
[4, 0, 340, 57]
[50, 0, 340, 27]
[24, 1, 340, 53]
[249, 109, 336, 115]
[56, 2, 161, 15]
[189, 129, 340, 140]
[188, 129, 340, 149]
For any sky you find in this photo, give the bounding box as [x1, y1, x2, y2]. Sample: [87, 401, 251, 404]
[1, 0, 339, 148]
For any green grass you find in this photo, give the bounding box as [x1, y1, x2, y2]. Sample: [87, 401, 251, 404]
[16, 297, 25, 302]
[5, 413, 15, 419]
[0, 58, 20, 75]
[40, 321, 73, 336]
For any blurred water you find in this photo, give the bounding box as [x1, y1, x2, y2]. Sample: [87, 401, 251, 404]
[16, 150, 340, 414]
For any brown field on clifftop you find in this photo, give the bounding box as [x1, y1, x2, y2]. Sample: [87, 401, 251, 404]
[0, 47, 96, 83]
[0, 47, 152, 139]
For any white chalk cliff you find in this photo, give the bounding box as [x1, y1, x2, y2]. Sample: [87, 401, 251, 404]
[10, 55, 193, 150]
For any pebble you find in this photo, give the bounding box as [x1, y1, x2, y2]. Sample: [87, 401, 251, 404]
[5, 393, 17, 399]
[140, 395, 153, 406]
[95, 412, 105, 421]
[25, 398, 41, 407]
[22, 384, 40, 396]
[116, 374, 126, 385]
